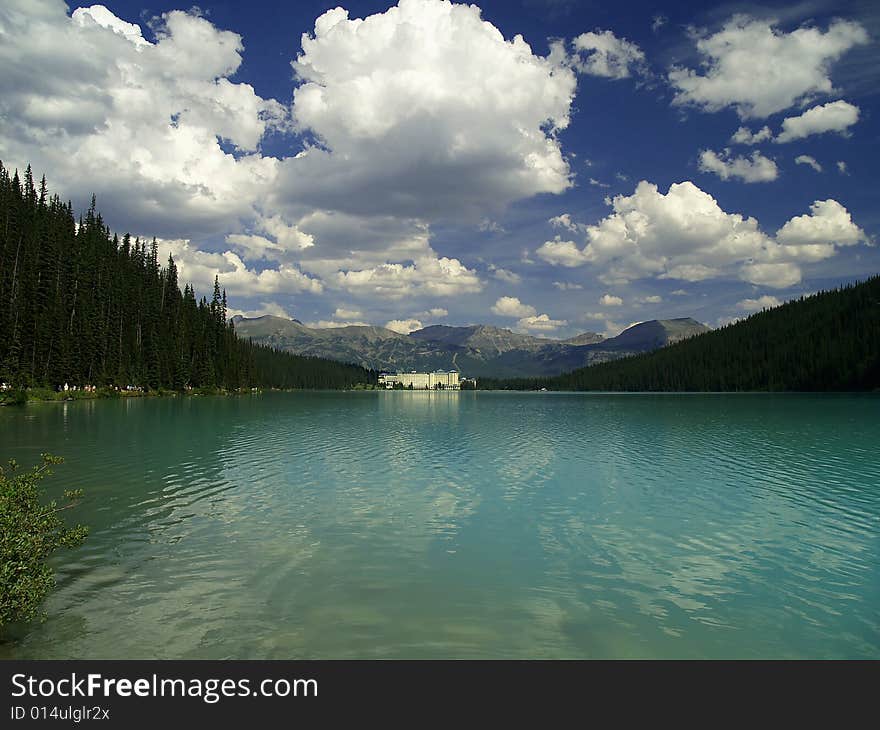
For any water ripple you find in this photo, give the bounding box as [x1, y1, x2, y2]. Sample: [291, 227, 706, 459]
[0, 392, 878, 658]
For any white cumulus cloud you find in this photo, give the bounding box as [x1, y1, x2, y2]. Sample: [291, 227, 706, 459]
[227, 302, 295, 320]
[775, 100, 860, 143]
[157, 239, 323, 297]
[738, 262, 803, 288]
[569, 30, 646, 79]
[305, 319, 372, 329]
[737, 295, 782, 311]
[669, 16, 869, 119]
[493, 296, 569, 333]
[699, 149, 778, 183]
[0, 0, 584, 312]
[795, 155, 822, 173]
[599, 294, 624, 306]
[730, 126, 772, 145]
[335, 255, 483, 300]
[775, 199, 866, 253]
[489, 266, 522, 284]
[535, 180, 867, 289]
[0, 1, 286, 238]
[276, 0, 577, 221]
[548, 213, 583, 233]
[492, 296, 537, 318]
[517, 314, 568, 332]
[535, 236, 589, 267]
[385, 318, 423, 334]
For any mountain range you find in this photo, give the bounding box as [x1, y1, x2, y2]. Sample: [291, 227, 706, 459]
[486, 276, 880, 392]
[231, 315, 710, 377]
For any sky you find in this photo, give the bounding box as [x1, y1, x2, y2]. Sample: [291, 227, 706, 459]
[1, 0, 878, 337]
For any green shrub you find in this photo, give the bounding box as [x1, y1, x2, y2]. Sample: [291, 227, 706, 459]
[0, 455, 87, 631]
[0, 390, 26, 406]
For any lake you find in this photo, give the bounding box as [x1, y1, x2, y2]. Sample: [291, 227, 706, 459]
[1, 391, 878, 658]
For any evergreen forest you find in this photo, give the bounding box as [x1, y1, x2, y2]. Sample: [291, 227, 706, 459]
[480, 276, 880, 392]
[0, 163, 374, 392]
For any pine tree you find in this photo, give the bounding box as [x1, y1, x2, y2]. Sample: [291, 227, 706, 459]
[0, 165, 375, 394]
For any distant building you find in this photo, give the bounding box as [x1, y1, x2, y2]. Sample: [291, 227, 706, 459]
[379, 370, 463, 390]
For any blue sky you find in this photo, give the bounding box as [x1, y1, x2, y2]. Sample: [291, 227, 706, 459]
[1, 0, 877, 336]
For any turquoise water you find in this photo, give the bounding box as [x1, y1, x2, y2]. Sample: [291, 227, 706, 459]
[1, 391, 878, 659]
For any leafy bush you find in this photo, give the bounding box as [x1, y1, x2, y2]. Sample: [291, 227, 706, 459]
[0, 390, 26, 406]
[0, 455, 87, 631]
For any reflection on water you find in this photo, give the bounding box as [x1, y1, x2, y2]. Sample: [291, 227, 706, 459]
[0, 391, 878, 658]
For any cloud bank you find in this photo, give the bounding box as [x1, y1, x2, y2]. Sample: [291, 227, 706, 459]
[538, 181, 866, 288]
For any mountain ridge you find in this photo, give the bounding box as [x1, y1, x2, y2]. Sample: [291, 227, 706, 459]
[480, 277, 880, 391]
[232, 315, 709, 377]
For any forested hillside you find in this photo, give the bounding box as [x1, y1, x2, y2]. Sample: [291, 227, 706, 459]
[481, 277, 880, 391]
[0, 163, 373, 391]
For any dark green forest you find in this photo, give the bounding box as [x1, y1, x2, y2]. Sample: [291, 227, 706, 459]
[0, 163, 375, 392]
[481, 276, 880, 392]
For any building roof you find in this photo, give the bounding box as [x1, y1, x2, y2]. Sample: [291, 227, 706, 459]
[379, 370, 461, 376]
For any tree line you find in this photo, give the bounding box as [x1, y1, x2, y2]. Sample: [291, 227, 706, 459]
[480, 276, 880, 391]
[0, 163, 375, 392]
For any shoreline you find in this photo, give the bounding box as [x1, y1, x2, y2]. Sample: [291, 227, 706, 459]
[4, 386, 876, 406]
[0, 383, 380, 406]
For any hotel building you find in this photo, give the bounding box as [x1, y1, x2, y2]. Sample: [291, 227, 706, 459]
[378, 371, 462, 390]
